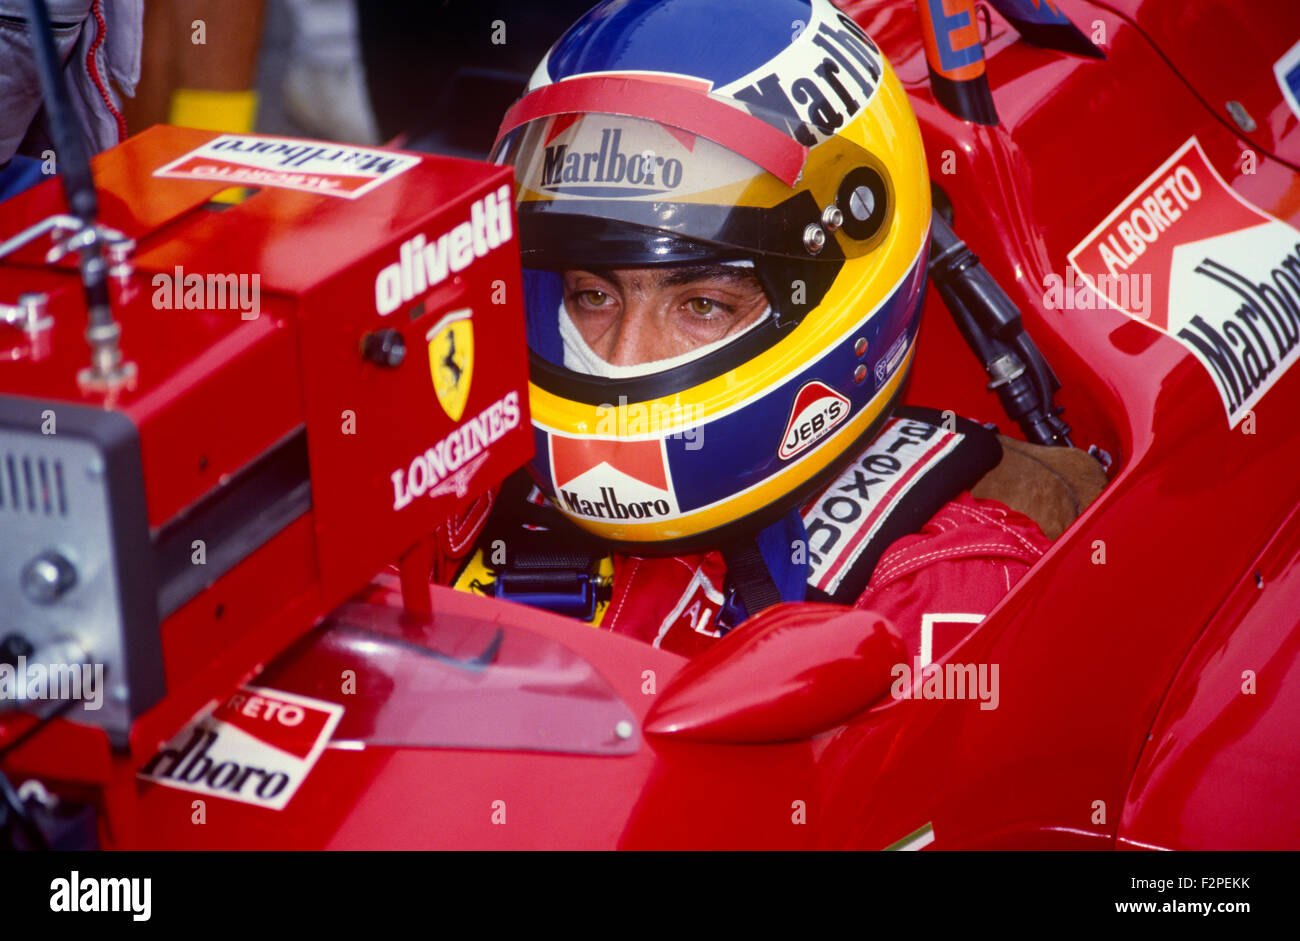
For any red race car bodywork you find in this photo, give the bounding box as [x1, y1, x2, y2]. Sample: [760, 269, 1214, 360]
[2, 0, 1299, 850]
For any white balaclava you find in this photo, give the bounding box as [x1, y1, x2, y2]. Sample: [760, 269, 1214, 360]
[558, 261, 772, 378]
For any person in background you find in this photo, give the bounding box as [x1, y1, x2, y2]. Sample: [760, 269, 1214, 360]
[0, 0, 141, 201]
[123, 0, 265, 135]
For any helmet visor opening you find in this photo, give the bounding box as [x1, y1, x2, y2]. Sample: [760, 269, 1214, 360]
[497, 111, 883, 386]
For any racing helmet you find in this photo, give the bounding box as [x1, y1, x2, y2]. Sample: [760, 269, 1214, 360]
[491, 0, 931, 554]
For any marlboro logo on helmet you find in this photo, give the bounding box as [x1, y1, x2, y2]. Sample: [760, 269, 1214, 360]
[541, 128, 685, 196]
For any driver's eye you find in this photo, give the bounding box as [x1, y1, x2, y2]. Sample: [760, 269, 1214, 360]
[687, 297, 719, 315]
[577, 290, 610, 307]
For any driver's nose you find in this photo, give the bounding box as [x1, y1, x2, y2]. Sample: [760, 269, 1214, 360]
[601, 297, 661, 367]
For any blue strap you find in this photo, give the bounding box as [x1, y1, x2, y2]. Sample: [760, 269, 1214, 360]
[719, 509, 809, 629]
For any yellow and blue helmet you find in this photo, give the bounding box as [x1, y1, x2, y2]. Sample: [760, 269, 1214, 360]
[491, 0, 931, 554]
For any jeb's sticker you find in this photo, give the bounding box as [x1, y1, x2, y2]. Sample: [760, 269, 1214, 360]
[138, 686, 343, 811]
[154, 134, 419, 199]
[1069, 136, 1300, 426]
[779, 380, 850, 461]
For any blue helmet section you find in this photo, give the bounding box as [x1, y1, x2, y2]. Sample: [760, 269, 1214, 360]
[546, 0, 813, 89]
[523, 269, 565, 366]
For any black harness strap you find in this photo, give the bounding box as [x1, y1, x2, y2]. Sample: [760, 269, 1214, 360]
[721, 538, 783, 617]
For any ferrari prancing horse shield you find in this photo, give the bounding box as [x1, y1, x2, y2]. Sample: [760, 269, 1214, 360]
[427, 308, 473, 422]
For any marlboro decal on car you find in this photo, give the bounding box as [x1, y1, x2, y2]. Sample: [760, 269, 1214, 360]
[1069, 137, 1300, 426]
[154, 134, 420, 199]
[138, 687, 343, 811]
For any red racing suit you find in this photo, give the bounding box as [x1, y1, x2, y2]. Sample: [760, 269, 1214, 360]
[601, 490, 1050, 663]
[429, 406, 1056, 664]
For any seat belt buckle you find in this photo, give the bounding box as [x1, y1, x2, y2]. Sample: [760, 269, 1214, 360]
[493, 568, 607, 621]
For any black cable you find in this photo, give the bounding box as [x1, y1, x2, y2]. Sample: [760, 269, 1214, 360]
[1012, 331, 1073, 447]
[23, 0, 118, 380]
[22, 0, 96, 224]
[0, 765, 50, 850]
[0, 673, 82, 846]
[929, 209, 1072, 446]
[0, 693, 107, 849]
[0, 697, 75, 763]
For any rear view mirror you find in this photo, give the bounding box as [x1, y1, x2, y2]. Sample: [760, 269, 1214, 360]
[644, 603, 904, 744]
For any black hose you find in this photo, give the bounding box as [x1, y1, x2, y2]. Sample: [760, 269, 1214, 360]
[23, 0, 96, 224]
[23, 0, 115, 349]
[928, 210, 1071, 446]
[0, 766, 50, 850]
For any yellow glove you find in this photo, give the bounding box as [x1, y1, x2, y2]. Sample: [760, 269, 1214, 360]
[168, 88, 259, 133]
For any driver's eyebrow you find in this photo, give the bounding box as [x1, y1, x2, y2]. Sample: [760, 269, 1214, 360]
[656, 265, 763, 289]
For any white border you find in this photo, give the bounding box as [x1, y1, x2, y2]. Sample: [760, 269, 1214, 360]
[153, 134, 419, 201]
